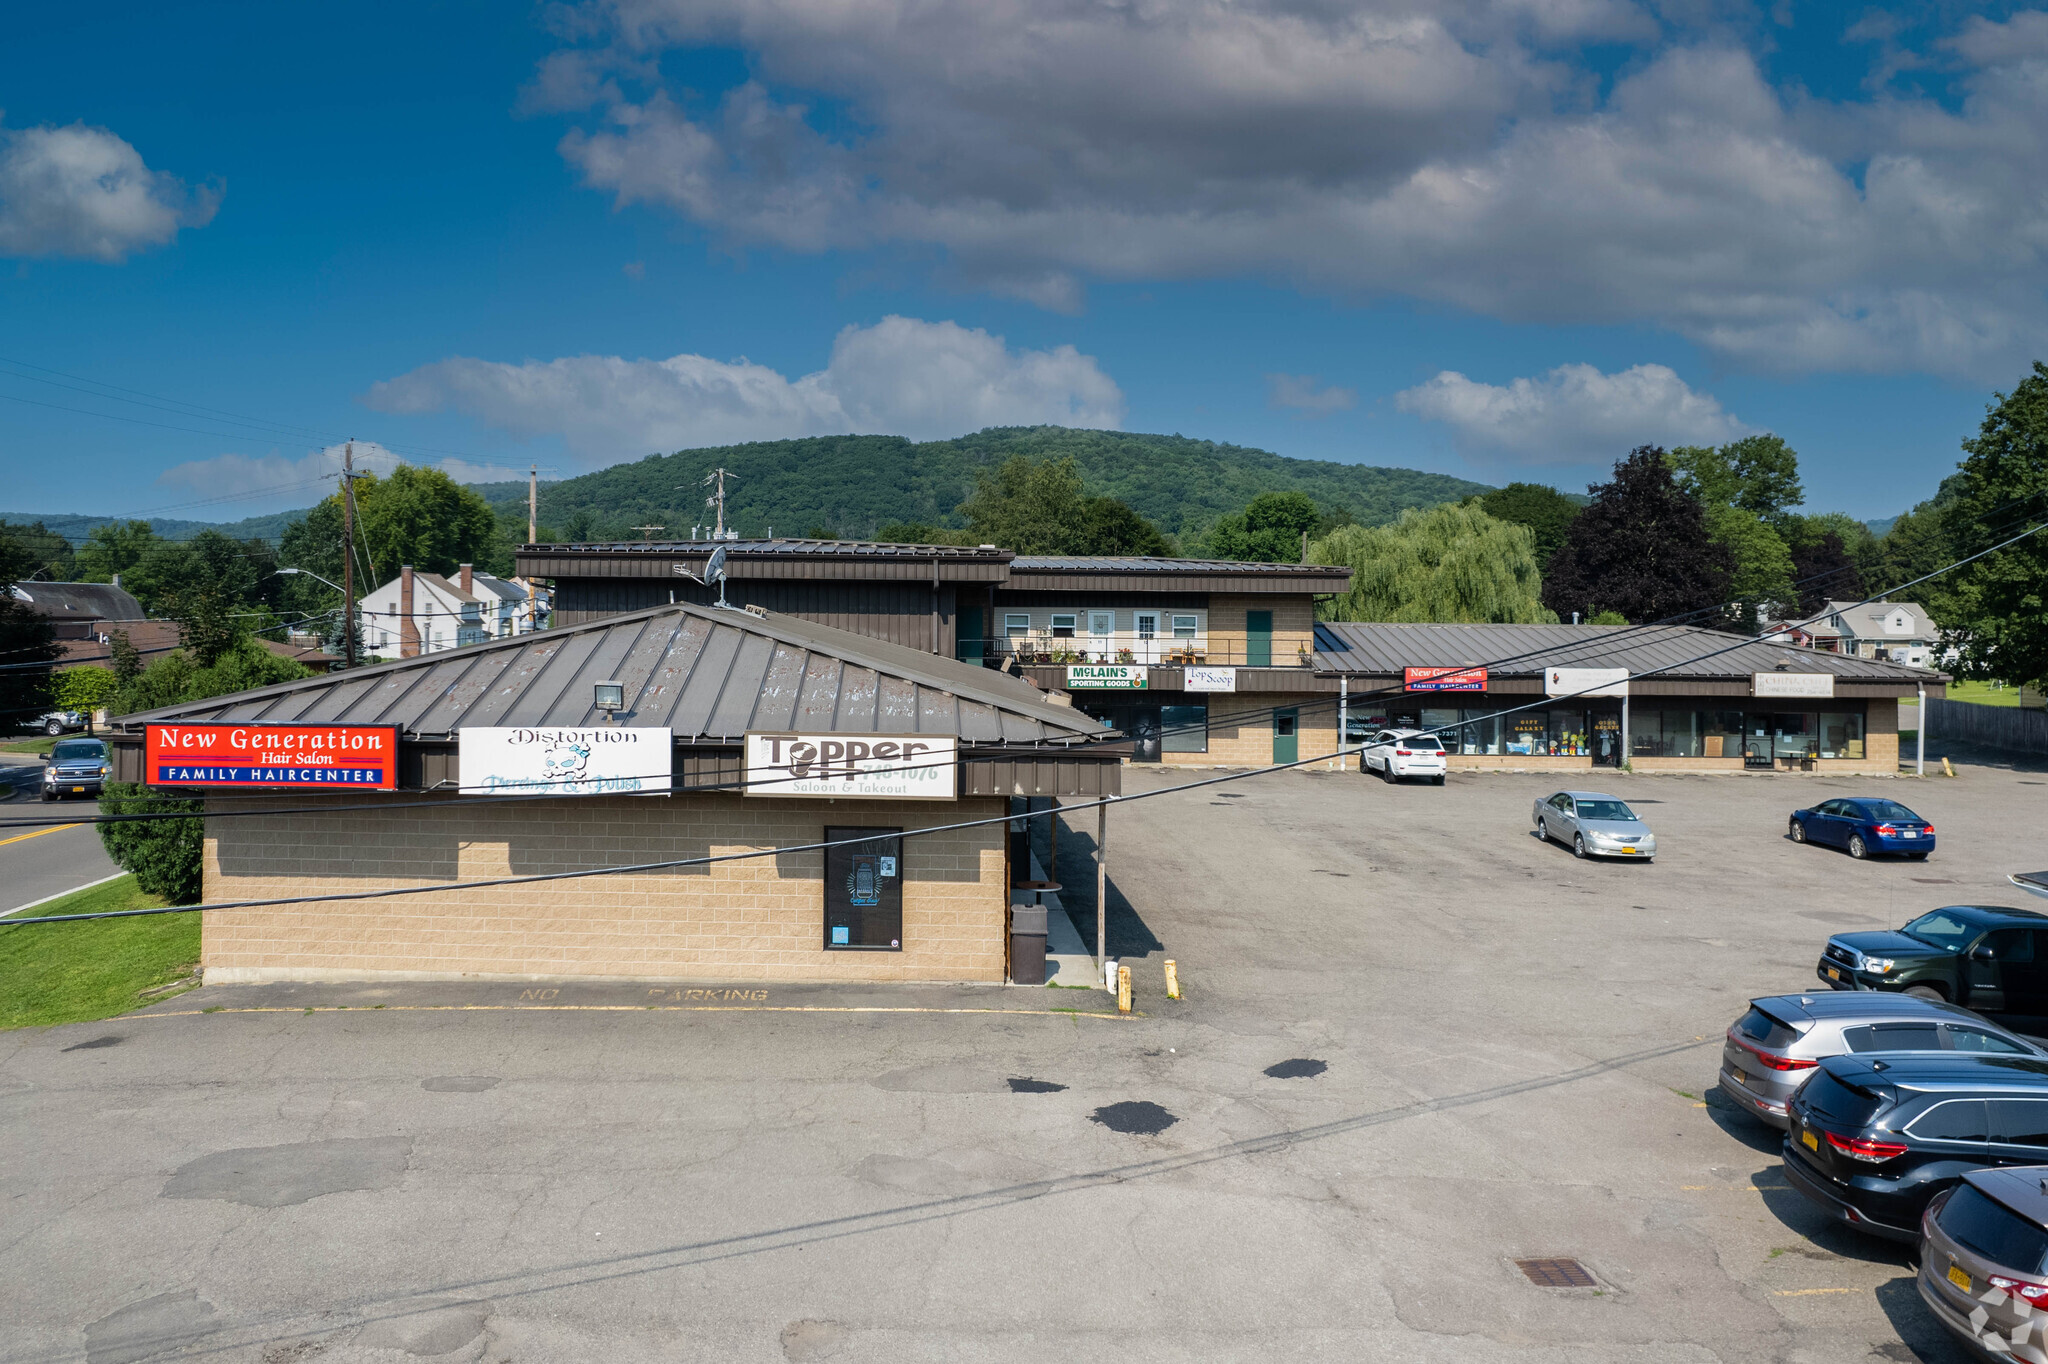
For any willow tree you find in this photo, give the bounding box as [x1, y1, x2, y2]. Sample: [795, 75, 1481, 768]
[1310, 502, 1555, 623]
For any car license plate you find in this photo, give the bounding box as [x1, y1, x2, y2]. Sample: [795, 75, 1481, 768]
[1827, 967, 1841, 981]
[1733, 1069, 1748, 1086]
[1802, 1129, 1820, 1152]
[1949, 1264, 1972, 1293]
[69, 785, 84, 793]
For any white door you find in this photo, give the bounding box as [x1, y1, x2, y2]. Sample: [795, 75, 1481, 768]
[1134, 612, 1159, 664]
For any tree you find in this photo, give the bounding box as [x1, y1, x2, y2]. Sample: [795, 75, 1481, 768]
[1542, 447, 1735, 625]
[1865, 502, 1955, 602]
[54, 666, 120, 730]
[113, 638, 312, 717]
[1312, 503, 1554, 623]
[874, 521, 978, 546]
[1206, 491, 1322, 562]
[356, 466, 498, 577]
[955, 456, 1172, 554]
[1703, 503, 1796, 628]
[108, 628, 142, 683]
[77, 520, 161, 584]
[1669, 435, 1804, 522]
[0, 570, 59, 731]
[1941, 361, 2048, 682]
[0, 520, 75, 582]
[1478, 483, 1580, 566]
[1783, 516, 1869, 616]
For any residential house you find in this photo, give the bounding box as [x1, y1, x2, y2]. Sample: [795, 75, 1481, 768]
[357, 564, 544, 658]
[1771, 601, 1942, 668]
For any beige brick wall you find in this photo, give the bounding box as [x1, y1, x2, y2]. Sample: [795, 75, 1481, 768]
[1161, 691, 1343, 769]
[1207, 594, 1316, 667]
[201, 793, 1009, 985]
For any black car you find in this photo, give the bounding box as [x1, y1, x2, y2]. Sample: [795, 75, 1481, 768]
[1790, 797, 1935, 860]
[1784, 1052, 2048, 1241]
[1818, 904, 2048, 1019]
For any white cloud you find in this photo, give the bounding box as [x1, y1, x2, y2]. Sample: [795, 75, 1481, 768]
[153, 442, 404, 515]
[362, 315, 1124, 459]
[1267, 373, 1357, 416]
[1395, 363, 1748, 463]
[536, 3, 2048, 379]
[0, 116, 217, 262]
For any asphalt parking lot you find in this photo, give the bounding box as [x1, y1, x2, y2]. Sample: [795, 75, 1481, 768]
[3, 758, 2041, 1363]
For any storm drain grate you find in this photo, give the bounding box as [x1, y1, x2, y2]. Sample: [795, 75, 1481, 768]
[1515, 1258, 1596, 1288]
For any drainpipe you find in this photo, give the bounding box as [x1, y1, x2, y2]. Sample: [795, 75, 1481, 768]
[1339, 676, 1349, 773]
[399, 566, 421, 659]
[1917, 683, 1926, 776]
[1620, 689, 1630, 772]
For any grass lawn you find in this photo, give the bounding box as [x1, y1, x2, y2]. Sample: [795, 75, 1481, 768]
[2, 736, 56, 754]
[0, 875, 199, 1030]
[1945, 681, 2037, 708]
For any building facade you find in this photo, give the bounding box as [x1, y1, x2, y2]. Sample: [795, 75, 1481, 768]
[358, 564, 544, 658]
[108, 601, 1123, 986]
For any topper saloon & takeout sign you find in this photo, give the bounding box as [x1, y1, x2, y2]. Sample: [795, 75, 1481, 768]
[145, 724, 398, 789]
[743, 733, 958, 800]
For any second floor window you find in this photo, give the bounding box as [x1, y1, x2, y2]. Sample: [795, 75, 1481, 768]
[1005, 613, 1030, 638]
[1172, 614, 1198, 638]
[1051, 614, 1077, 638]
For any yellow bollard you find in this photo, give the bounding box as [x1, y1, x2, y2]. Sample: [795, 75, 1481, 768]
[1942, 756, 1956, 778]
[1117, 964, 1132, 1014]
[1164, 959, 1181, 1000]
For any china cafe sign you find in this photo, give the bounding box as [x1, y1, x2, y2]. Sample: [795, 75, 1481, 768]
[145, 724, 399, 790]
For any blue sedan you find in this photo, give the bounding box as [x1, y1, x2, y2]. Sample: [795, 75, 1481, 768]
[1789, 798, 1936, 860]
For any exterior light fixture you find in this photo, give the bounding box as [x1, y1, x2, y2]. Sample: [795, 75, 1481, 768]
[593, 680, 626, 718]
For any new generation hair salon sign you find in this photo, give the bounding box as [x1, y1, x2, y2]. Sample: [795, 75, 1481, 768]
[458, 727, 674, 795]
[743, 733, 958, 800]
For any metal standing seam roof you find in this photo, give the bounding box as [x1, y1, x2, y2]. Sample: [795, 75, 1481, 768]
[112, 602, 1115, 745]
[1008, 555, 1350, 575]
[528, 538, 1012, 560]
[1312, 621, 1950, 682]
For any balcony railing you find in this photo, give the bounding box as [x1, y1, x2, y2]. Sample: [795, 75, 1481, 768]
[964, 637, 1315, 669]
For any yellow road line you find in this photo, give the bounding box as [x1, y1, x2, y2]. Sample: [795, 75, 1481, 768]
[0, 822, 79, 848]
[1774, 1287, 1861, 1297]
[130, 1003, 1138, 1021]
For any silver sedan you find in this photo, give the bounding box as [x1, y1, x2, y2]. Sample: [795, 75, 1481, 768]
[1532, 790, 1656, 861]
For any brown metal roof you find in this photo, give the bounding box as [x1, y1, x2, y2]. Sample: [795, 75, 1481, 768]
[112, 601, 1115, 746]
[1314, 621, 1949, 684]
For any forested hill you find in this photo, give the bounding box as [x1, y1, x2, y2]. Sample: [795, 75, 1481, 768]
[466, 427, 1491, 543]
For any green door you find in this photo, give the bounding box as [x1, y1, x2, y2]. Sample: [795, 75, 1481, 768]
[1273, 708, 1298, 764]
[1246, 609, 1273, 666]
[956, 606, 984, 664]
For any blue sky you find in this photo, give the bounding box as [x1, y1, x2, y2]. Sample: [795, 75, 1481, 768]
[3, 0, 2042, 526]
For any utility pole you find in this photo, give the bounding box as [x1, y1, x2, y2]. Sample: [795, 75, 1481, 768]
[528, 463, 537, 545]
[703, 468, 735, 539]
[340, 441, 356, 670]
[630, 524, 665, 541]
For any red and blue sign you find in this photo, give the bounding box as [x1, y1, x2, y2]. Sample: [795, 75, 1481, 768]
[146, 724, 399, 790]
[1404, 666, 1488, 693]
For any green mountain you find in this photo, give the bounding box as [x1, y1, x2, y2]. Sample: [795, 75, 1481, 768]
[470, 426, 1491, 545]
[1, 508, 311, 544]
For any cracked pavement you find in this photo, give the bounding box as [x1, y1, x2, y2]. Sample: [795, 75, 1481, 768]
[2, 760, 2023, 1361]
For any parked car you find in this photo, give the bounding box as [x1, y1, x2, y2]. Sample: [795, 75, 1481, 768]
[1817, 904, 2048, 1017]
[1918, 1167, 2048, 1362]
[1719, 992, 2046, 1129]
[1784, 1051, 2048, 1241]
[1789, 797, 1935, 860]
[1361, 729, 1446, 785]
[1531, 791, 1656, 860]
[24, 710, 83, 737]
[40, 737, 110, 801]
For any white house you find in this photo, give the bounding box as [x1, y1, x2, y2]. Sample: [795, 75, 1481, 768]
[358, 564, 547, 658]
[1770, 600, 1941, 668]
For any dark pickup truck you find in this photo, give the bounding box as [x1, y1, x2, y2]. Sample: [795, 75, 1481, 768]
[1820, 904, 2048, 1019]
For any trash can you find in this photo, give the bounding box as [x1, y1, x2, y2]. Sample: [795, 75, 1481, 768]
[1009, 903, 1047, 985]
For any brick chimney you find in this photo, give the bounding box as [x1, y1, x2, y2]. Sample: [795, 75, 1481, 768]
[399, 565, 421, 658]
[458, 562, 473, 594]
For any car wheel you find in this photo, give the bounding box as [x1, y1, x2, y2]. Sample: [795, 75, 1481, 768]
[1537, 818, 1549, 844]
[1909, 851, 1929, 861]
[40, 789, 56, 802]
[44, 719, 62, 736]
[1848, 833, 1869, 860]
[1789, 818, 1807, 844]
[1433, 774, 1445, 786]
[1574, 834, 1587, 859]
[1905, 985, 1945, 1002]
[1381, 762, 1396, 784]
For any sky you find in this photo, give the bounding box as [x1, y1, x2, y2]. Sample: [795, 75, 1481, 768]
[4, 1, 2046, 527]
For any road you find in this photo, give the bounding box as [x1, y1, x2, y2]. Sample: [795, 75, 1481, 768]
[1, 760, 2028, 1361]
[0, 795, 121, 915]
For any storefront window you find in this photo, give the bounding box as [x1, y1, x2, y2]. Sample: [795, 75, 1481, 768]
[1548, 708, 1592, 757]
[1162, 704, 1208, 753]
[1420, 708, 1461, 753]
[1773, 711, 1816, 760]
[1458, 708, 1501, 755]
[1631, 708, 1701, 758]
[1818, 707, 1865, 759]
[1504, 711, 1548, 756]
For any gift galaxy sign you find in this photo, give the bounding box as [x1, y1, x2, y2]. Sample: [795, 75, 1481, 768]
[146, 724, 398, 790]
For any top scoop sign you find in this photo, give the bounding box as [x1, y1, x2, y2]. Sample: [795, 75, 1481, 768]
[146, 724, 398, 790]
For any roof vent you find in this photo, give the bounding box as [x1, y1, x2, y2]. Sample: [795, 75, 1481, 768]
[742, 603, 768, 618]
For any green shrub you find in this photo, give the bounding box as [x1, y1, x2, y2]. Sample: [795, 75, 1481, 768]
[97, 784, 203, 905]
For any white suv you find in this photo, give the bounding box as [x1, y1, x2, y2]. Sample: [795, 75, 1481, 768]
[1362, 728, 1448, 785]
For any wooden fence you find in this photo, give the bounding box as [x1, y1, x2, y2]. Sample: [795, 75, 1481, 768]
[1925, 697, 2048, 755]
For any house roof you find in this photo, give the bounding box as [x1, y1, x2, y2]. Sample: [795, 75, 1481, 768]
[1313, 621, 1948, 683]
[1815, 600, 1938, 640]
[55, 620, 184, 670]
[111, 600, 1115, 745]
[468, 573, 527, 602]
[9, 581, 145, 621]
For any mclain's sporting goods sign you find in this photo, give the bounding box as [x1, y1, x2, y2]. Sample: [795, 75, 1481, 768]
[146, 723, 398, 790]
[744, 733, 958, 800]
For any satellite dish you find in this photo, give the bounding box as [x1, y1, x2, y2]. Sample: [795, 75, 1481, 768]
[705, 544, 727, 585]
